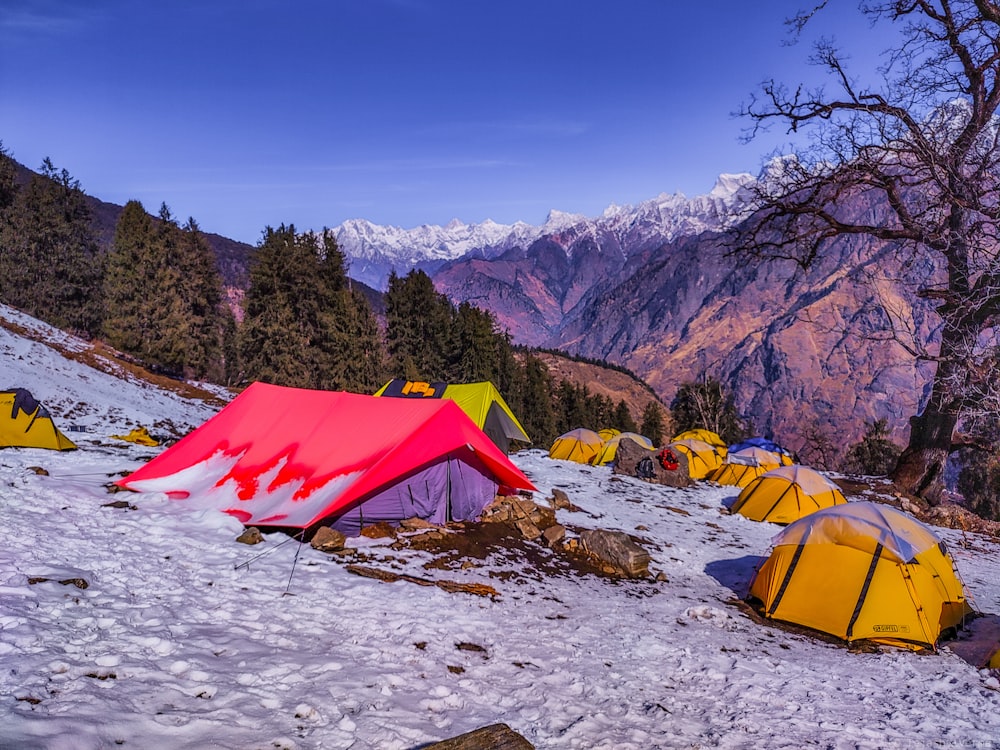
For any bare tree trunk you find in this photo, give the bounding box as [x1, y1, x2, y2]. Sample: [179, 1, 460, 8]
[891, 324, 967, 503]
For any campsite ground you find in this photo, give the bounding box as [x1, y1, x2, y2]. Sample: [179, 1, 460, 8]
[3, 304, 1000, 749]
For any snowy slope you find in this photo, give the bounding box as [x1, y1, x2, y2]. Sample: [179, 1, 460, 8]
[1, 307, 999, 749]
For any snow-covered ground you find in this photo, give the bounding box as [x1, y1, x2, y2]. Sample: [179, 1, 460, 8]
[2, 306, 1000, 749]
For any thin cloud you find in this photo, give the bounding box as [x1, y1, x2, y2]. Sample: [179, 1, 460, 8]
[0, 0, 106, 35]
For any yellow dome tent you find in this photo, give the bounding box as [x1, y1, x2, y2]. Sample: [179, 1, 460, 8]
[593, 432, 654, 466]
[732, 465, 846, 524]
[549, 428, 604, 464]
[374, 380, 530, 453]
[597, 427, 621, 442]
[708, 446, 784, 487]
[669, 438, 725, 479]
[0, 389, 76, 451]
[672, 429, 728, 458]
[748, 502, 973, 650]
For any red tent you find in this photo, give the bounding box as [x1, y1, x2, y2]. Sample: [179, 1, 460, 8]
[117, 382, 536, 533]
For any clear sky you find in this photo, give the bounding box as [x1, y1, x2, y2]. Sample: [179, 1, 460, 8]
[0, 1, 887, 245]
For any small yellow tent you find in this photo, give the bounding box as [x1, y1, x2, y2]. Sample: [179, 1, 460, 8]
[549, 428, 604, 464]
[672, 429, 728, 458]
[374, 380, 530, 453]
[111, 426, 160, 447]
[708, 447, 784, 487]
[732, 465, 846, 524]
[748, 502, 973, 650]
[593, 432, 654, 465]
[597, 427, 621, 442]
[669, 438, 725, 479]
[0, 389, 76, 451]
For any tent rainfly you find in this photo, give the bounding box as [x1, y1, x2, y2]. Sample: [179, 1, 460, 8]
[117, 383, 536, 535]
[0, 388, 76, 450]
[374, 379, 530, 453]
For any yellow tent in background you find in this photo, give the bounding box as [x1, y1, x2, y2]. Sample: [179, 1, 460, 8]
[748, 502, 973, 650]
[111, 426, 160, 447]
[593, 432, 654, 466]
[374, 379, 530, 453]
[597, 427, 621, 442]
[730, 446, 783, 470]
[709, 446, 784, 487]
[672, 429, 728, 458]
[669, 438, 725, 479]
[732, 465, 846, 524]
[549, 428, 604, 464]
[0, 389, 76, 451]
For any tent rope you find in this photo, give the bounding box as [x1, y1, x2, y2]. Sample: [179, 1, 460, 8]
[234, 532, 300, 571]
[283, 530, 306, 596]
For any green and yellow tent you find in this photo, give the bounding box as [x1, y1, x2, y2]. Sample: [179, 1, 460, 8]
[374, 379, 529, 453]
[0, 388, 76, 451]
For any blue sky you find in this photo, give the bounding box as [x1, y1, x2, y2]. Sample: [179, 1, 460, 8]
[0, 1, 886, 244]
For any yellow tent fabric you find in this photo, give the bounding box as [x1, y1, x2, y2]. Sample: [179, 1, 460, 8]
[549, 428, 604, 464]
[374, 380, 530, 451]
[593, 432, 654, 465]
[708, 447, 784, 487]
[731, 446, 783, 470]
[597, 427, 621, 442]
[0, 389, 76, 451]
[748, 502, 973, 650]
[111, 426, 160, 447]
[672, 429, 728, 458]
[669, 438, 725, 479]
[732, 465, 846, 524]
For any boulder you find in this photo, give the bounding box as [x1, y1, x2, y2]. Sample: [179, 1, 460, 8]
[236, 527, 264, 545]
[310, 526, 347, 552]
[548, 488, 573, 510]
[613, 438, 693, 488]
[542, 524, 566, 547]
[579, 529, 651, 578]
[422, 723, 534, 750]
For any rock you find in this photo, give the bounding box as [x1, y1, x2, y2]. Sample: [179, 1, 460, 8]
[359, 522, 397, 539]
[514, 517, 542, 541]
[400, 517, 437, 531]
[236, 527, 264, 545]
[549, 488, 573, 510]
[310, 526, 346, 552]
[579, 529, 651, 578]
[542, 524, 566, 547]
[613, 439, 693, 488]
[422, 722, 535, 750]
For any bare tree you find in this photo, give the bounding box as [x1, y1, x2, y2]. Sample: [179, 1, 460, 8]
[735, 0, 1000, 503]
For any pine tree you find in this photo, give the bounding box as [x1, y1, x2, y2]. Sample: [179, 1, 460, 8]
[1, 158, 102, 334]
[384, 270, 454, 380]
[517, 353, 557, 446]
[103, 200, 156, 355]
[640, 401, 667, 446]
[614, 399, 638, 433]
[239, 225, 386, 392]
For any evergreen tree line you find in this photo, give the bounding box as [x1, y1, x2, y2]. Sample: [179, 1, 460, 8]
[0, 150, 665, 447]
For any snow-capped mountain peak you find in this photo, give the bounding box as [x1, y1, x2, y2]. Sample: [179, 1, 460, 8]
[332, 175, 758, 290]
